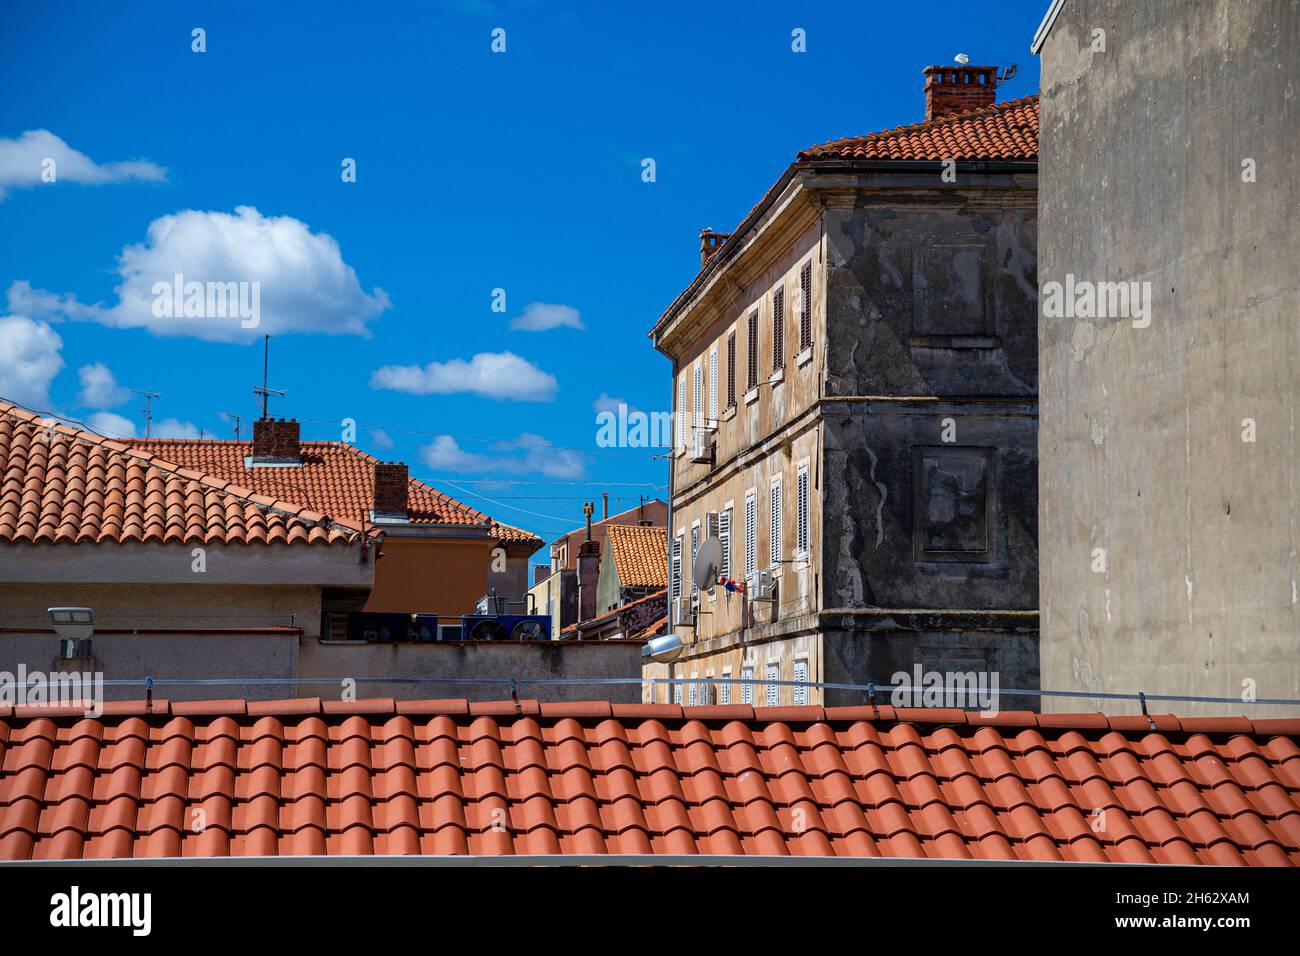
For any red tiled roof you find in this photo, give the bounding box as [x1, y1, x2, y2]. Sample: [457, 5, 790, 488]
[126, 438, 540, 548]
[605, 524, 667, 588]
[798, 95, 1039, 162]
[0, 402, 358, 546]
[1, 700, 1296, 863]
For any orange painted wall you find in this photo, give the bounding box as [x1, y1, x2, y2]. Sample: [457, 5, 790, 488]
[362, 536, 496, 615]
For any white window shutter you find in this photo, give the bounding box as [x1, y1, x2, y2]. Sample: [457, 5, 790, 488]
[741, 666, 754, 705]
[719, 508, 732, 579]
[794, 659, 808, 706]
[709, 347, 719, 422]
[765, 663, 780, 707]
[796, 466, 809, 557]
[690, 525, 700, 597]
[770, 480, 782, 566]
[745, 495, 757, 578]
[670, 534, 682, 601]
[693, 362, 703, 431]
[677, 375, 686, 450]
[720, 672, 731, 705]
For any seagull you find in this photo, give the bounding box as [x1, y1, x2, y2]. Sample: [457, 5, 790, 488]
[954, 53, 970, 64]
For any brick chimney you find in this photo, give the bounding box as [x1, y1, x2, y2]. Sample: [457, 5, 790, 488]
[923, 65, 998, 121]
[372, 461, 409, 517]
[533, 564, 551, 586]
[251, 418, 300, 462]
[576, 538, 600, 623]
[700, 229, 731, 269]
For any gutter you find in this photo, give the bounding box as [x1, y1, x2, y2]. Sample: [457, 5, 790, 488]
[1030, 0, 1068, 54]
[0, 853, 1146, 868]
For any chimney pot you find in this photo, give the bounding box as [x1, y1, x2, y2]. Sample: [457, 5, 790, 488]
[372, 461, 409, 516]
[923, 64, 999, 121]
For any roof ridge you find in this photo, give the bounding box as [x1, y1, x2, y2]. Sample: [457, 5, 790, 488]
[0, 400, 363, 539]
[2, 696, 1293, 739]
[800, 93, 1039, 158]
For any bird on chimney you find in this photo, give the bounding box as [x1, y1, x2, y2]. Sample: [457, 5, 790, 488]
[954, 53, 970, 64]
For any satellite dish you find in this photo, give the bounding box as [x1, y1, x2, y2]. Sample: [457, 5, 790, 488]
[692, 537, 723, 591]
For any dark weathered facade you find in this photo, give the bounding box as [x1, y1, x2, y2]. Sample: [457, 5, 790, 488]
[649, 70, 1040, 709]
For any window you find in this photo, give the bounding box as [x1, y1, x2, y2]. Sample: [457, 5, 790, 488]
[673, 682, 682, 705]
[690, 524, 700, 599]
[699, 675, 710, 706]
[708, 347, 719, 422]
[744, 492, 757, 579]
[747, 310, 759, 390]
[796, 464, 809, 558]
[770, 478, 783, 567]
[693, 361, 703, 432]
[799, 261, 812, 350]
[670, 533, 683, 605]
[719, 670, 731, 705]
[676, 374, 687, 450]
[793, 659, 808, 706]
[766, 663, 780, 707]
[719, 507, 732, 579]
[726, 332, 737, 408]
[688, 676, 697, 706]
[741, 665, 754, 705]
[772, 287, 785, 371]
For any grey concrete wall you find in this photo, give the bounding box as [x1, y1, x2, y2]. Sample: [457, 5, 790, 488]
[0, 630, 298, 701]
[298, 639, 643, 703]
[0, 582, 325, 633]
[1038, 0, 1300, 715]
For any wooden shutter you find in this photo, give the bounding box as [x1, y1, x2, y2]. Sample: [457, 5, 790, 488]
[772, 287, 785, 370]
[769, 479, 782, 566]
[726, 332, 736, 408]
[766, 663, 780, 707]
[794, 659, 808, 706]
[709, 347, 718, 422]
[719, 508, 732, 579]
[799, 261, 812, 350]
[796, 465, 809, 556]
[747, 310, 758, 389]
[745, 494, 757, 578]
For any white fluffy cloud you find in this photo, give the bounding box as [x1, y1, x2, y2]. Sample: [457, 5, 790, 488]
[0, 130, 166, 200]
[509, 302, 583, 332]
[76, 362, 129, 408]
[0, 314, 63, 407]
[10, 205, 390, 342]
[87, 411, 137, 438]
[592, 392, 629, 415]
[369, 428, 395, 451]
[420, 433, 585, 479]
[86, 411, 200, 440]
[370, 351, 557, 402]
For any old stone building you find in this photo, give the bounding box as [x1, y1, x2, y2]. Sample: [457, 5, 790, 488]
[1034, 0, 1300, 715]
[648, 67, 1040, 708]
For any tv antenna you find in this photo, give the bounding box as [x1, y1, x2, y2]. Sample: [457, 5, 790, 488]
[252, 334, 285, 418]
[220, 413, 243, 440]
[130, 389, 160, 439]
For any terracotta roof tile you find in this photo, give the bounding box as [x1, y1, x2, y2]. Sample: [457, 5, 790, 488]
[0, 402, 358, 546]
[126, 436, 538, 547]
[605, 524, 667, 588]
[1, 702, 1295, 863]
[798, 95, 1039, 163]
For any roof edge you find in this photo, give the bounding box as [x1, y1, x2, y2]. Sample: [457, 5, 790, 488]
[1031, 0, 1068, 54]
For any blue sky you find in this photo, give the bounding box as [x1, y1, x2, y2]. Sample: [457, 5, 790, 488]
[0, 0, 1043, 541]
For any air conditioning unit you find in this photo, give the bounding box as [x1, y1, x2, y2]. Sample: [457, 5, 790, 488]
[690, 426, 715, 464]
[751, 568, 777, 602]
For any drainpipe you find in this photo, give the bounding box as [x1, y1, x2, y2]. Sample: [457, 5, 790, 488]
[657, 351, 678, 705]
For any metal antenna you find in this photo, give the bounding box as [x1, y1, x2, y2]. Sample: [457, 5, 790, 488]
[220, 413, 243, 440]
[252, 334, 285, 418]
[130, 390, 160, 439]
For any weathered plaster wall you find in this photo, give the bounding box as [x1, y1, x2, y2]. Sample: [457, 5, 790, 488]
[1038, 0, 1300, 715]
